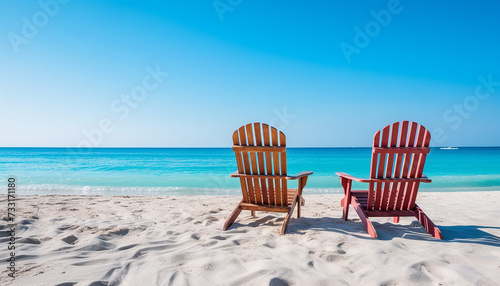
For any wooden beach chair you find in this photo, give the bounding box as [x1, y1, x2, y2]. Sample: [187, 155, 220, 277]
[223, 123, 313, 234]
[336, 121, 443, 239]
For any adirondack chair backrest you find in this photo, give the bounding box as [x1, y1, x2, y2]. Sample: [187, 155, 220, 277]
[232, 123, 288, 206]
[368, 121, 431, 211]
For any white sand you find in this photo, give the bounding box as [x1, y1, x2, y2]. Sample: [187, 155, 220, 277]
[1, 191, 500, 286]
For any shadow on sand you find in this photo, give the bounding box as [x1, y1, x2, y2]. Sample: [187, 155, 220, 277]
[285, 217, 500, 246]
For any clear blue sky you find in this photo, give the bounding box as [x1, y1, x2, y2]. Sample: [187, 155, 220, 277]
[1, 0, 499, 147]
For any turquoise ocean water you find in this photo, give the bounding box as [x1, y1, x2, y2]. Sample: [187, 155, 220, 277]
[1, 147, 499, 196]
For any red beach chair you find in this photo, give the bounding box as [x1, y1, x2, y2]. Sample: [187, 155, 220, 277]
[336, 121, 443, 239]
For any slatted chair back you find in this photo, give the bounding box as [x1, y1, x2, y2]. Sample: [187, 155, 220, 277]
[232, 123, 288, 206]
[368, 121, 431, 212]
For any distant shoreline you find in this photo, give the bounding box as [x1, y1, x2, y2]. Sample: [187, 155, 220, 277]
[1, 146, 500, 149]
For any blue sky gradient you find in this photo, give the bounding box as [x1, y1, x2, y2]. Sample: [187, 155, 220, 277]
[1, 0, 499, 147]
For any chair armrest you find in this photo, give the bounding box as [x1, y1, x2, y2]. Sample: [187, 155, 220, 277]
[230, 171, 243, 178]
[285, 171, 313, 180]
[335, 172, 432, 183]
[421, 175, 432, 183]
[335, 172, 371, 183]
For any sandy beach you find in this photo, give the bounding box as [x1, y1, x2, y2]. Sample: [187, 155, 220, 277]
[1, 191, 500, 285]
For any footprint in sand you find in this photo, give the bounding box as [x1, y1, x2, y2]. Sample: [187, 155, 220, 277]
[167, 270, 190, 285]
[88, 281, 108, 286]
[117, 244, 138, 251]
[269, 277, 289, 286]
[263, 242, 276, 249]
[336, 242, 346, 254]
[19, 219, 36, 225]
[62, 235, 78, 245]
[19, 237, 41, 244]
[202, 240, 218, 247]
[71, 258, 110, 266]
[77, 239, 116, 251]
[58, 225, 78, 231]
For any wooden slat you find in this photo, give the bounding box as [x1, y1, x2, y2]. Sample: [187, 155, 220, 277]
[280, 130, 286, 146]
[262, 124, 271, 146]
[234, 129, 249, 203]
[254, 123, 269, 204]
[404, 125, 426, 209]
[407, 127, 430, 209]
[380, 126, 390, 148]
[239, 127, 250, 174]
[232, 131, 248, 202]
[280, 178, 286, 207]
[393, 121, 409, 178]
[407, 122, 418, 148]
[390, 122, 400, 148]
[409, 125, 425, 178]
[239, 178, 249, 203]
[239, 203, 289, 213]
[271, 127, 282, 206]
[370, 131, 381, 177]
[390, 121, 408, 208]
[382, 122, 399, 210]
[263, 124, 275, 205]
[232, 145, 286, 152]
[280, 131, 287, 206]
[399, 121, 409, 147]
[232, 130, 239, 145]
[387, 181, 399, 209]
[394, 181, 407, 210]
[415, 124, 426, 149]
[244, 178, 255, 204]
[401, 146, 414, 178]
[373, 147, 430, 154]
[374, 125, 390, 210]
[401, 123, 419, 207]
[368, 129, 379, 209]
[370, 177, 431, 183]
[365, 209, 418, 217]
[367, 182, 374, 210]
[246, 124, 262, 204]
[380, 182, 391, 210]
[271, 127, 279, 147]
[240, 126, 255, 203]
[401, 155, 415, 210]
[405, 181, 420, 210]
[273, 178, 281, 206]
[399, 122, 417, 208]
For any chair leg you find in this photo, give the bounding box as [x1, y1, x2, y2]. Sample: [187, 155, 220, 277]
[223, 203, 243, 231]
[415, 205, 443, 239]
[297, 195, 301, 218]
[281, 195, 299, 235]
[342, 197, 349, 220]
[351, 197, 377, 238]
[393, 217, 400, 223]
[339, 177, 352, 221]
[251, 210, 256, 217]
